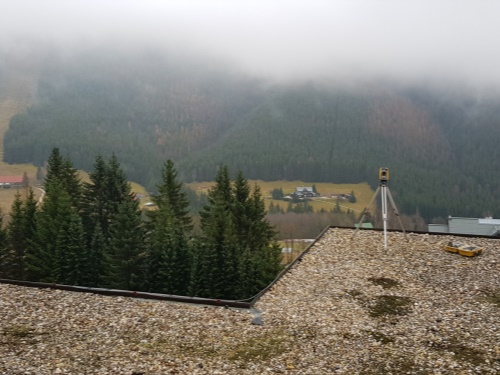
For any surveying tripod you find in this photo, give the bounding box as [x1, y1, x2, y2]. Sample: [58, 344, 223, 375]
[354, 168, 405, 248]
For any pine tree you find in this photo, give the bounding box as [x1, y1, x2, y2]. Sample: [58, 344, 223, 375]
[153, 160, 193, 232]
[107, 154, 134, 208]
[145, 206, 191, 295]
[44, 148, 82, 208]
[81, 155, 109, 239]
[145, 160, 192, 295]
[349, 190, 357, 203]
[144, 216, 173, 294]
[87, 222, 107, 287]
[27, 181, 74, 282]
[333, 198, 343, 213]
[193, 167, 282, 299]
[193, 166, 237, 298]
[0, 210, 8, 278]
[23, 188, 38, 238]
[187, 238, 204, 297]
[271, 187, 284, 200]
[238, 183, 282, 297]
[195, 198, 239, 298]
[55, 211, 88, 285]
[232, 171, 252, 246]
[4, 193, 32, 279]
[3, 193, 24, 278]
[44, 148, 64, 188]
[61, 157, 82, 208]
[82, 154, 135, 242]
[105, 199, 145, 290]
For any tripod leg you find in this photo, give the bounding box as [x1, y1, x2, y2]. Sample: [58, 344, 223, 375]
[386, 187, 406, 234]
[354, 185, 380, 236]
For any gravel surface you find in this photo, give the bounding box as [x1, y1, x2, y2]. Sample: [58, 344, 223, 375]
[1, 228, 499, 374]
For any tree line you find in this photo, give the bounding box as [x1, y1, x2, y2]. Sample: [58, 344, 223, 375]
[0, 148, 282, 300]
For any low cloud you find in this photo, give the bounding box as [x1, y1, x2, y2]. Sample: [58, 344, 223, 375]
[2, 0, 499, 85]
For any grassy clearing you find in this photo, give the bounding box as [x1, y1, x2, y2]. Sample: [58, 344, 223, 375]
[0, 188, 41, 216]
[188, 180, 374, 214]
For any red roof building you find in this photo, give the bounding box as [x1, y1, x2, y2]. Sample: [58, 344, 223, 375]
[0, 176, 24, 185]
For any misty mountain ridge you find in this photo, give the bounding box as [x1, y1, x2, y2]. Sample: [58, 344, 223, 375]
[3, 48, 500, 222]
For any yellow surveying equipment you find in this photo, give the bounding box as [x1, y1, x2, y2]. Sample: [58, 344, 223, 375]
[379, 167, 389, 184]
[354, 167, 405, 248]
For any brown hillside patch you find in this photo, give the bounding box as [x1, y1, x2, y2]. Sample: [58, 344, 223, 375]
[368, 93, 452, 158]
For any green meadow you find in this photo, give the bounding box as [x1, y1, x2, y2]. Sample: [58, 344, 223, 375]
[187, 180, 374, 214]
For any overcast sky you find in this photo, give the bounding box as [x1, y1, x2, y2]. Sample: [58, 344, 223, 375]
[2, 0, 500, 85]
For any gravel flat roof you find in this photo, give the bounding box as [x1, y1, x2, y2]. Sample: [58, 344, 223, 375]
[1, 228, 499, 374]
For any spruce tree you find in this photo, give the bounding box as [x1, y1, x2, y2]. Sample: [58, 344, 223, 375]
[0, 210, 8, 278]
[61, 157, 82, 208]
[4, 193, 25, 279]
[55, 211, 88, 285]
[194, 167, 282, 299]
[82, 154, 135, 242]
[145, 205, 191, 295]
[239, 183, 282, 297]
[333, 198, 342, 213]
[105, 199, 145, 290]
[81, 155, 109, 239]
[145, 160, 192, 295]
[193, 166, 238, 298]
[194, 198, 239, 298]
[107, 154, 134, 208]
[87, 222, 107, 287]
[23, 188, 38, 239]
[153, 160, 193, 232]
[232, 171, 252, 242]
[3, 191, 38, 280]
[44, 148, 82, 208]
[349, 190, 357, 203]
[27, 181, 73, 282]
[144, 215, 173, 294]
[3, 189, 38, 280]
[44, 148, 64, 188]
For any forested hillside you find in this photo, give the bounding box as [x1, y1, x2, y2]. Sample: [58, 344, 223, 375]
[181, 83, 500, 220]
[4, 49, 500, 222]
[4, 48, 264, 187]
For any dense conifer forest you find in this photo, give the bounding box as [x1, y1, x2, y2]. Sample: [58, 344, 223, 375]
[0, 149, 282, 300]
[4, 49, 500, 222]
